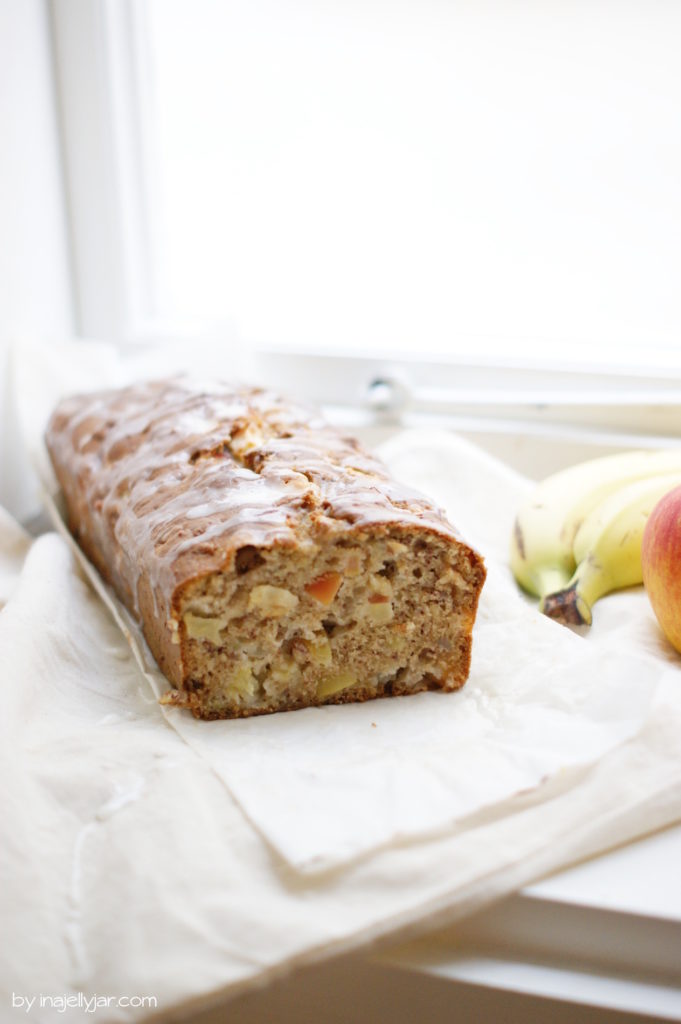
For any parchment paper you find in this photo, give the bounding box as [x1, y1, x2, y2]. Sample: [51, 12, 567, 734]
[41, 440, 663, 875]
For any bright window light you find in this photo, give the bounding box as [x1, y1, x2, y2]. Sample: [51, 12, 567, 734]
[146, 0, 681, 364]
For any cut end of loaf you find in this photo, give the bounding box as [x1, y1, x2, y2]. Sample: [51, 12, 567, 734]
[162, 527, 485, 719]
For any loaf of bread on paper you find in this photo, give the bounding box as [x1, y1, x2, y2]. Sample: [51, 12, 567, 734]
[45, 380, 486, 719]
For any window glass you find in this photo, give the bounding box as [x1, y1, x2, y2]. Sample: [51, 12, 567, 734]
[147, 0, 681, 365]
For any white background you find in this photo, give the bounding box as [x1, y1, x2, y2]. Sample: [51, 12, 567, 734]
[148, 0, 681, 363]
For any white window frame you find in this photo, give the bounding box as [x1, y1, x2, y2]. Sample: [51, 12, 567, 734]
[49, 0, 160, 342]
[48, 0, 681, 446]
[253, 348, 681, 448]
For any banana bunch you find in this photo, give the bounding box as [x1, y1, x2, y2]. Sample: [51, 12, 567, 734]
[510, 450, 681, 627]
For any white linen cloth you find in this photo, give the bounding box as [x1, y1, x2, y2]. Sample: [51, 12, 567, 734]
[2, 342, 681, 1021]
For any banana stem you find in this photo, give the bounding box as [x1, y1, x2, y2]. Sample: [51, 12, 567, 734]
[539, 557, 610, 627]
[540, 586, 593, 626]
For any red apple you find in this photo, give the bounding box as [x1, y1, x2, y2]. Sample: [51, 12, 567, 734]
[641, 483, 681, 654]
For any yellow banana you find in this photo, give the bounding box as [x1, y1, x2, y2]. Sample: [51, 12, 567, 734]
[510, 449, 681, 600]
[540, 472, 681, 626]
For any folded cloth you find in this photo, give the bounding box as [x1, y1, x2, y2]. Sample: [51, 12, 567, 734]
[3, 352, 681, 1020]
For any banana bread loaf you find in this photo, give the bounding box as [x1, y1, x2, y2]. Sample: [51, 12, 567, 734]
[45, 379, 486, 719]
